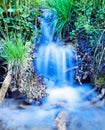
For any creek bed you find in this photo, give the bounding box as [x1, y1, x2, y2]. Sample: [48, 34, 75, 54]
[0, 98, 105, 130]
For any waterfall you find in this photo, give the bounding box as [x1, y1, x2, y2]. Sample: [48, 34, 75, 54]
[0, 9, 104, 130]
[35, 10, 75, 85]
[38, 10, 55, 45]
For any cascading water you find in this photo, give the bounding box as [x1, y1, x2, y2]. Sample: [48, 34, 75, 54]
[35, 10, 75, 85]
[35, 44, 75, 85]
[38, 10, 56, 45]
[34, 10, 82, 108]
[0, 9, 105, 130]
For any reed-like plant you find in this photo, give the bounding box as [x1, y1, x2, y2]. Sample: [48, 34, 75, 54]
[0, 36, 31, 71]
[93, 30, 105, 70]
[45, 0, 74, 38]
[0, 35, 32, 104]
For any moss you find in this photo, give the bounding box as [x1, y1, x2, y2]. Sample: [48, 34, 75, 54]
[96, 75, 105, 87]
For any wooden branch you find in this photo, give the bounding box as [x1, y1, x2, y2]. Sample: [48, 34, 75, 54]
[65, 66, 78, 72]
[76, 76, 82, 85]
[0, 71, 12, 104]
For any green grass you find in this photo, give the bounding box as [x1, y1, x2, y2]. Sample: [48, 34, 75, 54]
[45, 0, 74, 38]
[0, 36, 31, 70]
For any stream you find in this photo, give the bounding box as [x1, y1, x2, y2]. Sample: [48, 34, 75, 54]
[0, 9, 105, 130]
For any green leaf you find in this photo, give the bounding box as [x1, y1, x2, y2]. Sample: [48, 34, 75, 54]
[7, 8, 14, 12]
[21, 14, 29, 18]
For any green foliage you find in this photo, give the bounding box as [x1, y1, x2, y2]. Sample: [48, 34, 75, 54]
[96, 74, 105, 87]
[43, 0, 105, 39]
[45, 0, 74, 38]
[31, 0, 41, 7]
[0, 0, 40, 40]
[93, 30, 105, 71]
[74, 0, 105, 34]
[74, 0, 93, 33]
[0, 35, 34, 98]
[0, 36, 31, 70]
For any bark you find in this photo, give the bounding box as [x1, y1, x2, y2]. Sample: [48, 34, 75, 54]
[0, 71, 12, 104]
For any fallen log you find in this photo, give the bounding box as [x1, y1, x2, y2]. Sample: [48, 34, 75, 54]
[0, 71, 12, 104]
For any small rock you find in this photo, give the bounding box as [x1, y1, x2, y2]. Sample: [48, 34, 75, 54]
[55, 111, 69, 130]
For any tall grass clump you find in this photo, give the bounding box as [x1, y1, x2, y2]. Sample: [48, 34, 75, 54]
[0, 35, 32, 86]
[0, 36, 31, 72]
[45, 0, 74, 38]
[0, 35, 32, 103]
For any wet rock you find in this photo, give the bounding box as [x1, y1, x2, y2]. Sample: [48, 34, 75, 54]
[52, 102, 68, 109]
[18, 71, 48, 104]
[32, 126, 53, 130]
[0, 120, 7, 130]
[18, 103, 31, 109]
[55, 111, 69, 130]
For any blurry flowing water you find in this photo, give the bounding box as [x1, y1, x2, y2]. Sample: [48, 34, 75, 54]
[0, 9, 105, 130]
[35, 44, 75, 85]
[35, 10, 75, 85]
